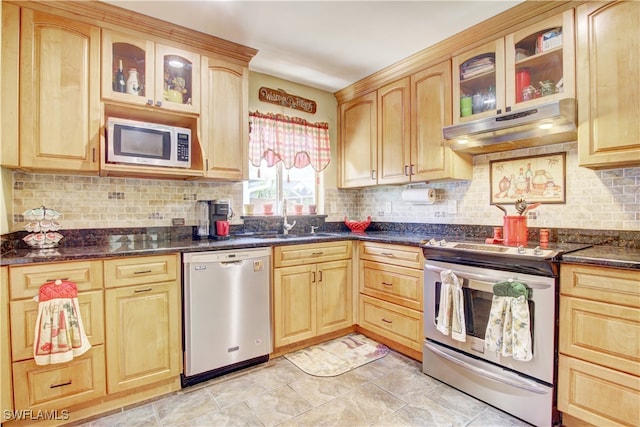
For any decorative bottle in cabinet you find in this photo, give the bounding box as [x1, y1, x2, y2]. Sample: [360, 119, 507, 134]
[114, 60, 126, 93]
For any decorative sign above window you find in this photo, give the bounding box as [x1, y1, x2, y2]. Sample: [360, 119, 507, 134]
[258, 87, 317, 114]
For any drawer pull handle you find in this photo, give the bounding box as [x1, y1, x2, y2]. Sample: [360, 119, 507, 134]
[381, 318, 393, 324]
[318, 271, 323, 282]
[380, 252, 395, 257]
[46, 277, 68, 282]
[133, 270, 153, 275]
[50, 380, 72, 389]
[311, 252, 324, 256]
[134, 288, 153, 293]
[382, 282, 393, 286]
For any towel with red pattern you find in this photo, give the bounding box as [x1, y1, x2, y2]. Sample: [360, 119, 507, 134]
[33, 279, 91, 365]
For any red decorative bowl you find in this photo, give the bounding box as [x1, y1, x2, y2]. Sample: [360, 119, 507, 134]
[344, 216, 371, 233]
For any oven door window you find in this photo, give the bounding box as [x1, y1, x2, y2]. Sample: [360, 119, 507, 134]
[435, 280, 535, 342]
[114, 124, 171, 160]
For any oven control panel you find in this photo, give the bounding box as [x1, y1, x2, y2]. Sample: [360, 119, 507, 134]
[422, 238, 557, 258]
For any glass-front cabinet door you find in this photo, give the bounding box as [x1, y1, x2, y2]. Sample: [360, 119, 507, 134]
[452, 10, 574, 124]
[155, 44, 200, 113]
[452, 39, 505, 123]
[505, 10, 575, 109]
[102, 30, 153, 107]
[102, 30, 200, 114]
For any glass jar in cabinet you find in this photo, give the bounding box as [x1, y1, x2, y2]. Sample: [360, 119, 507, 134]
[505, 10, 575, 110]
[452, 39, 506, 123]
[101, 30, 200, 114]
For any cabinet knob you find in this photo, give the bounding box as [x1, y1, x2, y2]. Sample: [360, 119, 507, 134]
[146, 99, 153, 106]
[155, 100, 163, 107]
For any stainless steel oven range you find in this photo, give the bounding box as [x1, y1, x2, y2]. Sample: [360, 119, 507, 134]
[422, 239, 589, 427]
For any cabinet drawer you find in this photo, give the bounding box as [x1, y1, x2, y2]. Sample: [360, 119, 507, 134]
[359, 295, 422, 351]
[9, 260, 103, 300]
[559, 296, 639, 376]
[558, 355, 640, 427]
[359, 242, 423, 269]
[12, 345, 106, 412]
[10, 290, 104, 362]
[361, 260, 423, 310]
[104, 254, 178, 288]
[560, 264, 640, 308]
[274, 241, 352, 267]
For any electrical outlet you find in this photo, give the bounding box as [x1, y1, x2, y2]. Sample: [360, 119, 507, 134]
[528, 211, 538, 220]
[384, 201, 392, 213]
[330, 202, 337, 213]
[447, 200, 457, 214]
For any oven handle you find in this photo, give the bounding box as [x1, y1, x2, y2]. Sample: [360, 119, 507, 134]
[424, 264, 552, 289]
[425, 343, 549, 394]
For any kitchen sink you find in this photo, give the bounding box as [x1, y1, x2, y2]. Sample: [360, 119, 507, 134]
[247, 232, 339, 239]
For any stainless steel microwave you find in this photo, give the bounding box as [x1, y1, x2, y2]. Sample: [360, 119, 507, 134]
[106, 118, 191, 168]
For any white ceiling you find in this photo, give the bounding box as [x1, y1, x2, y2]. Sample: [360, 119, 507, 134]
[104, 1, 523, 93]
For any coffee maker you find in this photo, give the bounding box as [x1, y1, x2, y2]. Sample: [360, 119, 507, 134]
[195, 199, 232, 240]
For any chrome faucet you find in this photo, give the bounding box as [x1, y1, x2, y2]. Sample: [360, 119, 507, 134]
[282, 199, 296, 234]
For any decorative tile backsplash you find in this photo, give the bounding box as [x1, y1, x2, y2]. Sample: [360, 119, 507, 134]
[7, 142, 639, 232]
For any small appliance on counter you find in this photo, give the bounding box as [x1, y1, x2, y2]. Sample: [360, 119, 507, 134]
[195, 200, 232, 240]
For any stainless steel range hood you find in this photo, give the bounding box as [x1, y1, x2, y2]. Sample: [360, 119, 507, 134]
[443, 98, 577, 154]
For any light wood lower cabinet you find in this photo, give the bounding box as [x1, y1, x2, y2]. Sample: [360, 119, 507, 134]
[5, 254, 182, 424]
[12, 345, 106, 412]
[558, 263, 640, 427]
[359, 295, 422, 351]
[1, 267, 13, 416]
[273, 242, 353, 348]
[10, 290, 104, 362]
[104, 256, 181, 394]
[358, 242, 424, 357]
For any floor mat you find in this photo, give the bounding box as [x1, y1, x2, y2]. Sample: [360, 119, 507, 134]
[283, 333, 389, 377]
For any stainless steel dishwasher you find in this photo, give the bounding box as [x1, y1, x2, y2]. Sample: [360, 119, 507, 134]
[182, 247, 272, 387]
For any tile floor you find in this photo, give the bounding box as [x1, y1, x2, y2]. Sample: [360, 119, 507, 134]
[78, 350, 530, 427]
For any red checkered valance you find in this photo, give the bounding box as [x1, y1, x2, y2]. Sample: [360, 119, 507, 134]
[249, 111, 331, 172]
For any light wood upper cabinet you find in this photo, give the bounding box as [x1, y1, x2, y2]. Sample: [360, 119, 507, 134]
[339, 92, 377, 188]
[201, 57, 249, 180]
[377, 78, 411, 185]
[453, 11, 574, 124]
[19, 8, 101, 172]
[102, 29, 201, 114]
[411, 61, 471, 181]
[505, 10, 575, 109]
[340, 61, 471, 187]
[453, 38, 505, 123]
[576, 1, 640, 169]
[1, 3, 19, 168]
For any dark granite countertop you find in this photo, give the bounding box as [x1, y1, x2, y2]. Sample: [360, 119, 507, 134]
[0, 231, 430, 267]
[561, 246, 640, 270]
[2, 230, 638, 270]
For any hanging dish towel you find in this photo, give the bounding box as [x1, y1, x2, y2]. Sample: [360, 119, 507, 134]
[436, 270, 466, 342]
[484, 280, 532, 361]
[33, 279, 91, 365]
